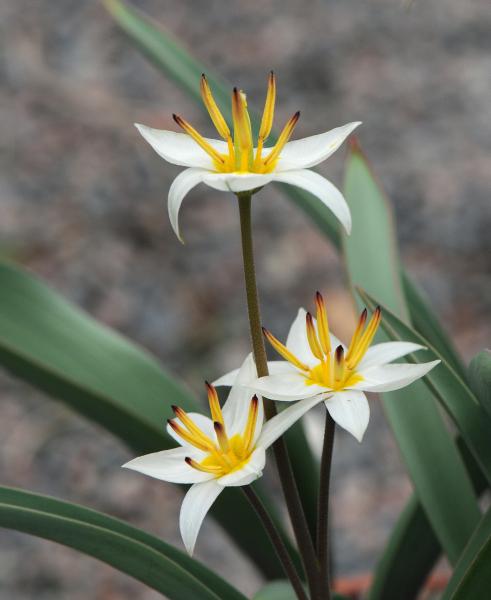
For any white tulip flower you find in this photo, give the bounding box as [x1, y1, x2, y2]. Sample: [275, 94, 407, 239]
[215, 293, 440, 443]
[135, 72, 360, 241]
[123, 354, 321, 555]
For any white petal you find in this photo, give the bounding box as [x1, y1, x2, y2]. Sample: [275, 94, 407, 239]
[285, 308, 316, 366]
[358, 342, 426, 371]
[357, 360, 441, 392]
[179, 480, 222, 555]
[249, 373, 325, 402]
[273, 170, 352, 235]
[168, 168, 207, 242]
[212, 360, 296, 387]
[166, 413, 216, 447]
[258, 395, 325, 449]
[202, 171, 276, 193]
[122, 447, 211, 484]
[325, 391, 369, 442]
[222, 354, 264, 441]
[217, 447, 266, 487]
[276, 122, 362, 170]
[135, 124, 227, 169]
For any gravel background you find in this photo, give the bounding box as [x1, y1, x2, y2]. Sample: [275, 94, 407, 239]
[0, 0, 490, 598]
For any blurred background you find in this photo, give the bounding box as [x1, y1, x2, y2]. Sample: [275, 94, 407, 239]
[0, 0, 490, 598]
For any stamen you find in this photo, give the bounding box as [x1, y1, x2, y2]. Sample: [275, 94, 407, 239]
[263, 111, 300, 167]
[200, 74, 231, 140]
[315, 292, 331, 355]
[185, 457, 223, 475]
[346, 307, 382, 369]
[258, 71, 276, 142]
[232, 88, 253, 171]
[306, 312, 324, 360]
[205, 382, 224, 425]
[214, 422, 230, 453]
[345, 309, 368, 364]
[172, 406, 216, 449]
[243, 396, 259, 451]
[168, 419, 213, 453]
[173, 114, 225, 165]
[263, 327, 310, 371]
[334, 345, 345, 382]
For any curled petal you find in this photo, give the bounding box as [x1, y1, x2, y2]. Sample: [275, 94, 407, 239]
[135, 124, 227, 169]
[272, 170, 352, 234]
[122, 447, 211, 484]
[180, 480, 223, 555]
[357, 360, 441, 393]
[168, 168, 207, 242]
[325, 391, 369, 442]
[217, 447, 266, 487]
[358, 341, 426, 371]
[276, 122, 362, 170]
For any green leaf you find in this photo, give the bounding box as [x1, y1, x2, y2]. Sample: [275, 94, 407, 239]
[342, 146, 480, 564]
[253, 581, 348, 600]
[469, 350, 491, 419]
[358, 288, 491, 487]
[369, 436, 488, 600]
[0, 260, 295, 578]
[442, 507, 491, 599]
[0, 486, 246, 600]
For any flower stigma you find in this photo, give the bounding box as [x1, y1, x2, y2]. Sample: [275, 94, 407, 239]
[168, 383, 259, 477]
[172, 72, 300, 174]
[263, 292, 382, 391]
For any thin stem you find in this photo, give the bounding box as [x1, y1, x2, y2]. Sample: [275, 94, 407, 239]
[237, 193, 321, 599]
[243, 486, 309, 600]
[316, 412, 335, 598]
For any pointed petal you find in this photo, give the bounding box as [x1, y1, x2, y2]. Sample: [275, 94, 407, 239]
[325, 391, 369, 442]
[258, 395, 324, 449]
[135, 124, 227, 169]
[212, 360, 295, 387]
[249, 373, 325, 402]
[217, 447, 266, 487]
[357, 360, 441, 392]
[168, 168, 207, 242]
[202, 171, 276, 193]
[276, 122, 362, 170]
[222, 354, 264, 438]
[166, 413, 216, 447]
[122, 447, 211, 483]
[358, 342, 426, 371]
[285, 308, 317, 365]
[179, 480, 222, 555]
[273, 170, 352, 234]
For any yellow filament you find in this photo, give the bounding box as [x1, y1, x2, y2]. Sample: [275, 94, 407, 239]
[263, 328, 310, 371]
[345, 309, 368, 363]
[243, 397, 259, 451]
[200, 74, 231, 140]
[263, 112, 300, 167]
[168, 420, 213, 453]
[172, 406, 216, 449]
[214, 422, 230, 453]
[347, 308, 381, 369]
[232, 89, 253, 171]
[258, 72, 276, 141]
[315, 292, 331, 355]
[206, 383, 224, 425]
[306, 312, 324, 360]
[334, 346, 345, 382]
[186, 457, 223, 475]
[173, 114, 225, 166]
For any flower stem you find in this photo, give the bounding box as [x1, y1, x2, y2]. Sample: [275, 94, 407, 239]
[237, 192, 321, 599]
[316, 412, 335, 598]
[242, 486, 309, 600]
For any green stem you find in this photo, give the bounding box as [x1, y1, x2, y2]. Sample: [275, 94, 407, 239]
[316, 413, 335, 598]
[237, 193, 321, 599]
[242, 486, 309, 600]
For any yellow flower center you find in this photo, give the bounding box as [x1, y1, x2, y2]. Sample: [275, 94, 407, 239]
[173, 72, 300, 175]
[264, 292, 382, 392]
[169, 385, 259, 478]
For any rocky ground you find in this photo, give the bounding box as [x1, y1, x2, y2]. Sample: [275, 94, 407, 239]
[0, 0, 490, 598]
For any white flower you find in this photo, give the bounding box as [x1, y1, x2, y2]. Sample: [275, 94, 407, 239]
[215, 293, 440, 443]
[123, 354, 321, 555]
[135, 72, 360, 241]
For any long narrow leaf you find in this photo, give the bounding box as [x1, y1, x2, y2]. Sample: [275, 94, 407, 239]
[0, 486, 246, 600]
[0, 260, 295, 578]
[468, 350, 491, 419]
[342, 145, 480, 565]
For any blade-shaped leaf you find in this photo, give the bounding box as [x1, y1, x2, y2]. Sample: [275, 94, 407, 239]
[342, 145, 480, 564]
[0, 486, 246, 600]
[253, 581, 348, 600]
[359, 288, 491, 487]
[441, 507, 491, 599]
[0, 260, 296, 578]
[469, 350, 491, 419]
